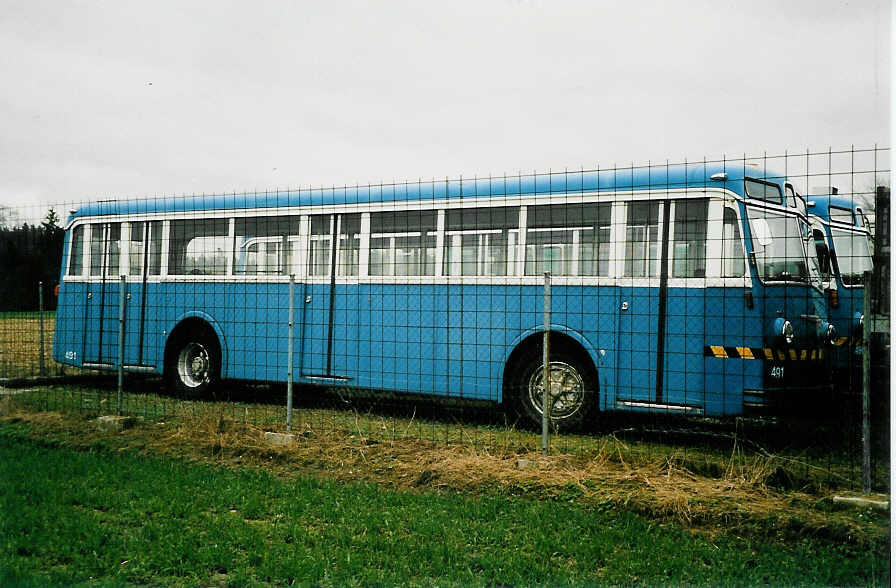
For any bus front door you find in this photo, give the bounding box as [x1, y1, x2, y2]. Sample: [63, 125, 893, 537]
[613, 200, 669, 408]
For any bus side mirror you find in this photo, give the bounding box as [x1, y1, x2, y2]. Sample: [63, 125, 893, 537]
[750, 218, 772, 248]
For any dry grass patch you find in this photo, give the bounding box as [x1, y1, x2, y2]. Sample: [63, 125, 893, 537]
[0, 401, 887, 549]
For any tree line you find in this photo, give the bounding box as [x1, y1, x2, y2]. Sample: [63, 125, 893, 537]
[0, 208, 64, 311]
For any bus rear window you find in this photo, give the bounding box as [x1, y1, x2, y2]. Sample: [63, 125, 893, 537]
[67, 225, 85, 275]
[745, 179, 782, 204]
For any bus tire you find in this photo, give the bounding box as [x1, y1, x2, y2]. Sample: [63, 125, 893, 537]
[165, 327, 220, 399]
[507, 346, 596, 432]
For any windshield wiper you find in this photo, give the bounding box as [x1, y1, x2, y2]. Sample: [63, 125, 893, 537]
[765, 271, 806, 282]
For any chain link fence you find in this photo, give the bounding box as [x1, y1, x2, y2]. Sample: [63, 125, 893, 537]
[1, 146, 890, 491]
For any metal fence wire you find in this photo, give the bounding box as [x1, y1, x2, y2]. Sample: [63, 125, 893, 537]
[0, 146, 890, 491]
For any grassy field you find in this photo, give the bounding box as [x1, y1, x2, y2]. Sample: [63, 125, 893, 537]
[0, 312, 56, 379]
[0, 425, 888, 586]
[0, 311, 92, 380]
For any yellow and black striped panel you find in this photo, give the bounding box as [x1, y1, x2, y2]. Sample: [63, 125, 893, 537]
[832, 336, 861, 347]
[703, 346, 826, 360]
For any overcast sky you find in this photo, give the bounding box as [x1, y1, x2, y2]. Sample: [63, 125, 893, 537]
[0, 0, 890, 219]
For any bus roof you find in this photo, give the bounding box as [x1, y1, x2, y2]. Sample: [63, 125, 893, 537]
[67, 162, 788, 224]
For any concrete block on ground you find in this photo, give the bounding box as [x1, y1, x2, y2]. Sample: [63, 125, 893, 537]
[264, 431, 296, 446]
[96, 415, 137, 432]
[832, 495, 889, 511]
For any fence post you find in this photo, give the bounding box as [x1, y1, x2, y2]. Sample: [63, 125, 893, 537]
[287, 274, 295, 431]
[542, 272, 551, 455]
[118, 275, 126, 415]
[861, 270, 872, 494]
[38, 281, 46, 377]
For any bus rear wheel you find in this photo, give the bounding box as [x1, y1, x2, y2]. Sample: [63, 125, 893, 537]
[166, 329, 220, 399]
[507, 347, 596, 431]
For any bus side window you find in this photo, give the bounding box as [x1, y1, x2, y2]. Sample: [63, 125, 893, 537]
[624, 201, 660, 278]
[67, 225, 85, 275]
[147, 221, 162, 275]
[721, 207, 745, 277]
[234, 216, 300, 275]
[671, 199, 708, 278]
[445, 207, 518, 277]
[812, 228, 831, 281]
[524, 202, 610, 277]
[89, 223, 121, 277]
[169, 219, 229, 275]
[785, 184, 798, 209]
[308, 215, 332, 277]
[856, 207, 872, 232]
[369, 210, 437, 277]
[337, 214, 361, 277]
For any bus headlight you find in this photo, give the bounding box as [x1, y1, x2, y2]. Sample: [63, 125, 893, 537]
[782, 320, 794, 345]
[825, 323, 837, 345]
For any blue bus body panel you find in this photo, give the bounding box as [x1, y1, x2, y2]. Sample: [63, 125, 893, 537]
[54, 278, 786, 416]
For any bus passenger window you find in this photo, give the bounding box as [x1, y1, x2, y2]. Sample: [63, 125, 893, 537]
[169, 219, 229, 275]
[67, 225, 85, 275]
[89, 223, 121, 277]
[129, 222, 162, 276]
[370, 211, 437, 277]
[721, 207, 745, 277]
[129, 222, 146, 275]
[445, 207, 518, 277]
[337, 214, 361, 277]
[524, 203, 609, 276]
[308, 215, 332, 277]
[624, 201, 659, 278]
[147, 221, 162, 275]
[234, 216, 300, 275]
[671, 199, 708, 278]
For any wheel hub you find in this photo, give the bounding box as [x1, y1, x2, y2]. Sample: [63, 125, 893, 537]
[526, 361, 585, 421]
[178, 342, 210, 388]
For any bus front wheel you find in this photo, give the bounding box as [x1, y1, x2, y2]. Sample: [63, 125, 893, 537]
[508, 347, 595, 431]
[166, 329, 220, 399]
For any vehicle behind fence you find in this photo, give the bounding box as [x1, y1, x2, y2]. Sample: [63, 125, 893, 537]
[0, 146, 890, 491]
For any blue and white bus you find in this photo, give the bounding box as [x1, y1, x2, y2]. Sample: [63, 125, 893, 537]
[53, 163, 836, 428]
[808, 191, 874, 385]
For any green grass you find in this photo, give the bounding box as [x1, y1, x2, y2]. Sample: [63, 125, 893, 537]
[0, 430, 887, 586]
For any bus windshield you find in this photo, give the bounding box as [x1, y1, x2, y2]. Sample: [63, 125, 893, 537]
[748, 208, 819, 287]
[831, 228, 873, 285]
